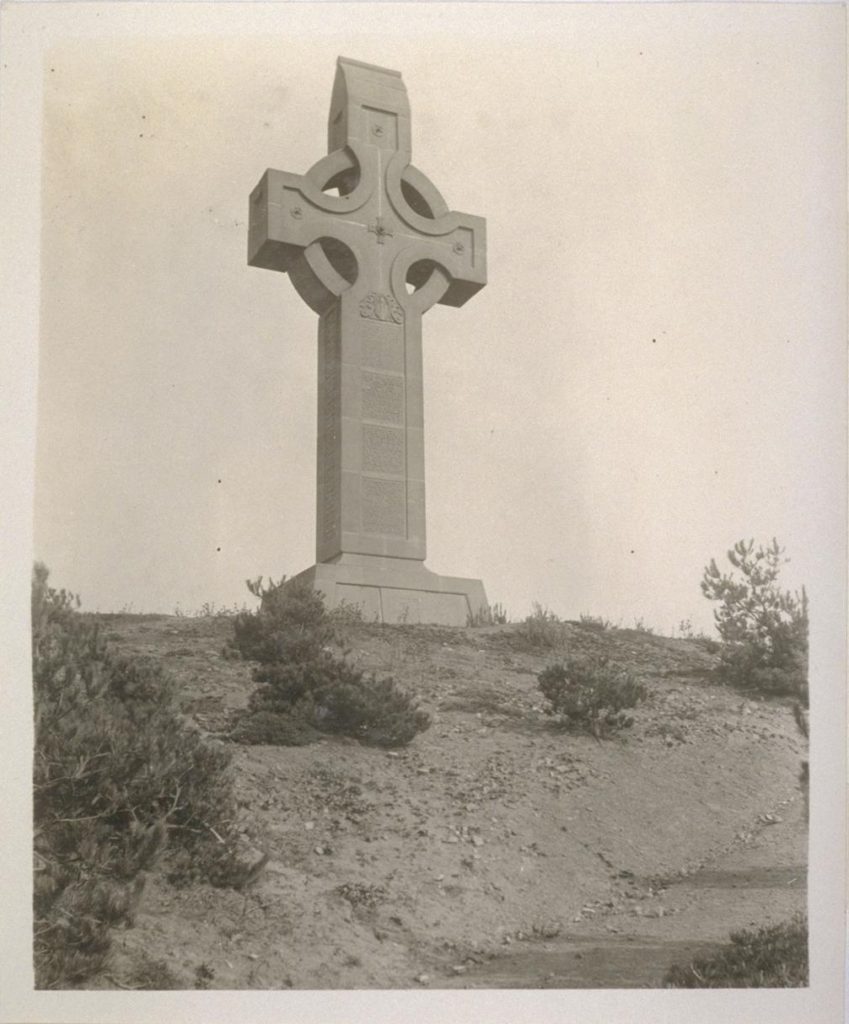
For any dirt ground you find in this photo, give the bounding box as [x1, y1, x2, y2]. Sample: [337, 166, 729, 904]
[95, 614, 807, 990]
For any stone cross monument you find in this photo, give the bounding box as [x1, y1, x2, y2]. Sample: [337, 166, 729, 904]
[248, 57, 488, 624]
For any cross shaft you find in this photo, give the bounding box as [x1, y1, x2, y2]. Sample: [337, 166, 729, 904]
[248, 56, 487, 571]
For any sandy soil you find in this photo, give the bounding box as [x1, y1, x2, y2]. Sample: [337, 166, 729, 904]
[94, 615, 807, 990]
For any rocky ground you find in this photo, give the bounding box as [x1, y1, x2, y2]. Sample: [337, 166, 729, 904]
[94, 614, 807, 989]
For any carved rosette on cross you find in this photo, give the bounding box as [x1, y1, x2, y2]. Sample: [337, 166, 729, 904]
[247, 57, 489, 625]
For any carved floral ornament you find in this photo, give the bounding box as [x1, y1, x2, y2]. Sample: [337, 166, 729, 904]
[359, 292, 405, 324]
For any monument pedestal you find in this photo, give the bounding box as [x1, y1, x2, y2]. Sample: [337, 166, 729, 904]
[289, 554, 487, 626]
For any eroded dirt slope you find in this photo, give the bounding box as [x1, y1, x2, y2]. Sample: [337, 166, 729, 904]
[97, 616, 806, 989]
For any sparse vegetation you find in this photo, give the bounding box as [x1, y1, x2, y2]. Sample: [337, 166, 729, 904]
[336, 881, 386, 911]
[701, 539, 808, 700]
[537, 656, 647, 738]
[328, 599, 367, 627]
[32, 564, 241, 989]
[663, 916, 808, 988]
[174, 601, 250, 618]
[577, 614, 613, 632]
[517, 603, 566, 649]
[127, 953, 183, 990]
[229, 576, 430, 748]
[467, 602, 509, 627]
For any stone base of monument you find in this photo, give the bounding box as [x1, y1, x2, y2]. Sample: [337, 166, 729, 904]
[289, 554, 487, 626]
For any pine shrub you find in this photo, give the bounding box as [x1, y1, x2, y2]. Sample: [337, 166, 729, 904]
[228, 575, 334, 665]
[537, 656, 647, 738]
[229, 576, 430, 748]
[701, 539, 808, 700]
[32, 564, 240, 988]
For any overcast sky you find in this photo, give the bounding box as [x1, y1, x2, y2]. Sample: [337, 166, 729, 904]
[11, 2, 846, 633]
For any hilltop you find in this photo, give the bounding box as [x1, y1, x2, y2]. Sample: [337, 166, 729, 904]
[93, 614, 806, 989]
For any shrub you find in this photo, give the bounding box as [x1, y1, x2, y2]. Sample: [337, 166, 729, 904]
[230, 709, 322, 746]
[701, 539, 808, 700]
[230, 576, 430, 748]
[467, 602, 509, 627]
[537, 656, 647, 738]
[32, 564, 241, 988]
[229, 575, 335, 665]
[517, 603, 566, 649]
[663, 916, 808, 987]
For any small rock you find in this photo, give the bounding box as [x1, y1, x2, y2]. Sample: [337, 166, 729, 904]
[451, 965, 467, 975]
[472, 836, 484, 847]
[304, 821, 315, 831]
[414, 973, 430, 985]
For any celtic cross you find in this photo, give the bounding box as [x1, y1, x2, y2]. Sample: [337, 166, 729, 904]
[248, 57, 487, 620]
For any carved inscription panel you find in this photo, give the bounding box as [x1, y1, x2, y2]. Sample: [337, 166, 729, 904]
[362, 371, 404, 425]
[361, 477, 406, 537]
[362, 424, 405, 475]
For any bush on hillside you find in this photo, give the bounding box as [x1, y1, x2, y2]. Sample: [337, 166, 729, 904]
[663, 916, 808, 987]
[517, 603, 566, 649]
[229, 576, 430, 749]
[229, 709, 322, 746]
[701, 539, 808, 700]
[228, 575, 335, 665]
[537, 656, 647, 739]
[33, 564, 240, 988]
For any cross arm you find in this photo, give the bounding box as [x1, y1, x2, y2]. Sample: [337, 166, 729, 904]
[249, 157, 376, 313]
[248, 166, 364, 272]
[385, 160, 487, 312]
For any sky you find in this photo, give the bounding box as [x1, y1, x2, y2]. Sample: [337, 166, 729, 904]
[8, 2, 847, 635]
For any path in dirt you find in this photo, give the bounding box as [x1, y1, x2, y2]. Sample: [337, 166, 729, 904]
[441, 798, 807, 988]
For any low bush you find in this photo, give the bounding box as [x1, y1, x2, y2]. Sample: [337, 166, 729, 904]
[230, 709, 322, 746]
[517, 603, 566, 649]
[230, 576, 430, 749]
[32, 564, 241, 988]
[537, 656, 647, 738]
[663, 916, 808, 987]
